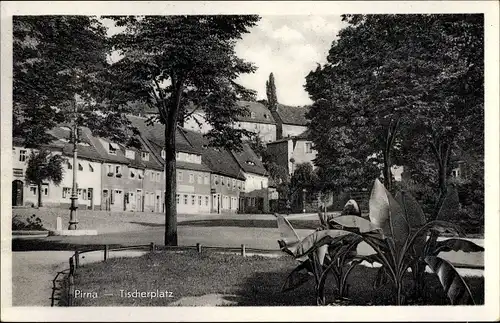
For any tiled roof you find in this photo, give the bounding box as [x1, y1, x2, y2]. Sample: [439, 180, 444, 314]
[235, 101, 276, 125]
[231, 143, 267, 176]
[127, 115, 200, 155]
[276, 104, 310, 126]
[180, 128, 246, 180]
[47, 127, 106, 162]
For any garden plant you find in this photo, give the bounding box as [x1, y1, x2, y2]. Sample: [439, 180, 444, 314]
[276, 178, 484, 305]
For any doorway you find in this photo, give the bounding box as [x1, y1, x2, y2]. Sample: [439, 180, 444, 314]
[12, 180, 23, 206]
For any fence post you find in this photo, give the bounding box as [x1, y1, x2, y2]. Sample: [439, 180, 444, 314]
[74, 251, 80, 268]
[150, 242, 155, 252]
[196, 243, 202, 253]
[241, 244, 246, 257]
[104, 245, 109, 261]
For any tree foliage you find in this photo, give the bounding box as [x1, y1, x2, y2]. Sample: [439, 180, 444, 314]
[106, 15, 260, 245]
[266, 72, 278, 110]
[13, 16, 136, 148]
[305, 14, 483, 216]
[25, 149, 65, 207]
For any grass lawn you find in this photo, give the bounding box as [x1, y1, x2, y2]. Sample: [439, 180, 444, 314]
[69, 250, 484, 306]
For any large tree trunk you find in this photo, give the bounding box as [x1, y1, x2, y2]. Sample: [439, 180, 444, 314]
[431, 141, 451, 220]
[383, 149, 392, 192]
[164, 123, 177, 246]
[163, 79, 183, 246]
[37, 182, 43, 207]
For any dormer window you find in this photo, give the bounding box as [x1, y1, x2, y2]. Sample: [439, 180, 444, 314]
[264, 114, 268, 119]
[108, 142, 119, 155]
[125, 150, 135, 159]
[161, 150, 166, 159]
[250, 112, 256, 119]
[141, 152, 149, 161]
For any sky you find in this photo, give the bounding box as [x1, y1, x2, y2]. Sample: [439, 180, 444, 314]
[235, 16, 346, 106]
[102, 16, 347, 106]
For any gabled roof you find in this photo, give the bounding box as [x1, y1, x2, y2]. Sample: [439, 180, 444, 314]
[127, 115, 200, 155]
[180, 128, 246, 180]
[235, 101, 276, 125]
[47, 126, 106, 162]
[275, 104, 310, 126]
[231, 143, 267, 176]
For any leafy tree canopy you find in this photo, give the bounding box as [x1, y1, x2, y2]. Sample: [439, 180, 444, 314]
[305, 14, 483, 196]
[13, 16, 137, 148]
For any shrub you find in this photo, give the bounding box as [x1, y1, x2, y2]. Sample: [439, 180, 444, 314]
[12, 214, 45, 231]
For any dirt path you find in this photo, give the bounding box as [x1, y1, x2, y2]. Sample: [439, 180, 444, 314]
[11, 251, 73, 306]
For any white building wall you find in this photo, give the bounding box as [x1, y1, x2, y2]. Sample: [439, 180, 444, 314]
[58, 158, 102, 208]
[282, 124, 308, 138]
[237, 121, 276, 143]
[289, 139, 317, 175]
[244, 173, 269, 193]
[183, 112, 213, 134]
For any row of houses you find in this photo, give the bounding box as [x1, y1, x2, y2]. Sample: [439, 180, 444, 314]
[12, 115, 272, 214]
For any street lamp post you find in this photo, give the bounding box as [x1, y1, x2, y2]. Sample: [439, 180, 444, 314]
[68, 97, 79, 230]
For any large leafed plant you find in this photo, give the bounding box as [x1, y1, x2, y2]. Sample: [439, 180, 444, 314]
[277, 179, 483, 305]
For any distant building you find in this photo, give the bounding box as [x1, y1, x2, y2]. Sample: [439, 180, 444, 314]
[230, 143, 270, 213]
[183, 100, 277, 143]
[268, 104, 309, 139]
[266, 130, 317, 176]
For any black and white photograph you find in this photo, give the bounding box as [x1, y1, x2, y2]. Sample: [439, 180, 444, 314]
[1, 1, 499, 321]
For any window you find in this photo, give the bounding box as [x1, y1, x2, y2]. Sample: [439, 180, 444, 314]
[68, 162, 73, 170]
[130, 169, 135, 179]
[157, 172, 161, 182]
[62, 187, 71, 198]
[150, 171, 154, 181]
[115, 165, 121, 174]
[221, 177, 225, 185]
[110, 190, 115, 204]
[452, 168, 461, 178]
[138, 170, 144, 179]
[232, 179, 236, 188]
[214, 175, 218, 184]
[109, 143, 118, 155]
[43, 185, 49, 196]
[198, 195, 202, 206]
[19, 150, 27, 162]
[205, 196, 209, 206]
[176, 194, 180, 204]
[107, 164, 113, 174]
[191, 195, 195, 205]
[246, 160, 256, 166]
[89, 164, 94, 172]
[78, 163, 83, 171]
[197, 175, 202, 184]
[204, 175, 209, 185]
[227, 179, 230, 188]
[178, 171, 183, 182]
[161, 150, 166, 159]
[125, 150, 135, 159]
[30, 186, 37, 195]
[250, 112, 256, 119]
[305, 142, 313, 154]
[141, 152, 149, 161]
[184, 194, 188, 205]
[189, 173, 194, 183]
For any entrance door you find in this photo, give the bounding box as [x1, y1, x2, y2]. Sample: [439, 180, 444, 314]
[12, 180, 23, 206]
[87, 188, 94, 210]
[136, 189, 142, 212]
